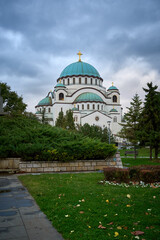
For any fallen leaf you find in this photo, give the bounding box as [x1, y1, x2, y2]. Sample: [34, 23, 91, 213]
[79, 211, 84, 214]
[135, 236, 140, 239]
[76, 204, 80, 207]
[126, 205, 131, 207]
[123, 226, 128, 230]
[145, 212, 149, 215]
[88, 226, 91, 228]
[106, 199, 109, 203]
[98, 224, 106, 229]
[114, 232, 119, 237]
[65, 215, 69, 217]
[117, 226, 122, 230]
[104, 214, 108, 217]
[146, 227, 149, 229]
[82, 199, 85, 202]
[108, 222, 114, 225]
[127, 194, 131, 199]
[70, 230, 74, 233]
[131, 231, 144, 236]
[153, 196, 156, 199]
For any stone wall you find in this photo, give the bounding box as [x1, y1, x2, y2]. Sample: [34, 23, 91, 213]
[0, 152, 123, 173]
[0, 158, 21, 170]
[19, 152, 123, 173]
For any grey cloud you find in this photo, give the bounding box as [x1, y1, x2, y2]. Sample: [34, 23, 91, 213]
[0, 0, 160, 112]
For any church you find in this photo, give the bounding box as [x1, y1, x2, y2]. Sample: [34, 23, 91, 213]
[35, 52, 123, 139]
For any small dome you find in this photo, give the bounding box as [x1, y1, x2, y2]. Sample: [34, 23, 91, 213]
[60, 61, 101, 78]
[110, 108, 118, 113]
[72, 107, 79, 111]
[75, 92, 104, 103]
[37, 97, 52, 106]
[108, 85, 118, 90]
[55, 83, 66, 88]
[35, 110, 41, 114]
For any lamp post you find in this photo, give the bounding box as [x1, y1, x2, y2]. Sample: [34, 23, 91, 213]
[107, 121, 111, 144]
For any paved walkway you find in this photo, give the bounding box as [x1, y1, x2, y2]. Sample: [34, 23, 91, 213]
[0, 174, 64, 240]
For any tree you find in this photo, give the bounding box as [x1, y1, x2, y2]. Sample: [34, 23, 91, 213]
[55, 110, 65, 128]
[139, 82, 160, 160]
[78, 124, 115, 144]
[64, 109, 75, 130]
[119, 94, 143, 158]
[0, 82, 27, 114]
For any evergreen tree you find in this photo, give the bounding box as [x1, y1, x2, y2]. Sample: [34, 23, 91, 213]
[119, 94, 143, 158]
[64, 109, 75, 130]
[55, 111, 65, 128]
[139, 82, 160, 160]
[0, 82, 27, 114]
[78, 124, 115, 144]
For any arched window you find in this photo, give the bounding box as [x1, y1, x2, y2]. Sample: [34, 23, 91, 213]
[85, 78, 87, 84]
[113, 95, 117, 102]
[82, 104, 84, 110]
[48, 108, 51, 113]
[73, 78, 75, 84]
[101, 105, 103, 110]
[97, 104, 99, 110]
[63, 79, 65, 85]
[68, 78, 70, 85]
[79, 78, 81, 84]
[77, 105, 79, 110]
[113, 116, 117, 122]
[59, 93, 64, 100]
[93, 104, 95, 110]
[74, 116, 78, 122]
[95, 79, 97, 85]
[40, 108, 41, 113]
[91, 78, 92, 84]
[87, 104, 90, 110]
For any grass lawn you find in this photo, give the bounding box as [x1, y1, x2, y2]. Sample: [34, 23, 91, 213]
[122, 158, 160, 167]
[19, 173, 160, 240]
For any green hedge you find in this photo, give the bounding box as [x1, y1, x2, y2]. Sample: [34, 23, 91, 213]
[0, 115, 116, 161]
[104, 165, 160, 183]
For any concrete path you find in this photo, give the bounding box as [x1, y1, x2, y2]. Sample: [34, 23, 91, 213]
[0, 174, 64, 240]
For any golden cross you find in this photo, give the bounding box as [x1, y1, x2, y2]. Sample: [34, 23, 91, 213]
[59, 79, 61, 83]
[112, 82, 114, 86]
[77, 51, 83, 61]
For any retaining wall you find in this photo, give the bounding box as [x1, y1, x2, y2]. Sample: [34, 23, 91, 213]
[0, 152, 123, 173]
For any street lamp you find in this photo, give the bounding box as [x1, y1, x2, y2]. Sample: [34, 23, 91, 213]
[107, 121, 111, 144]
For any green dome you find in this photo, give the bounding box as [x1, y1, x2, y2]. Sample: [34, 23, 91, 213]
[110, 108, 118, 112]
[55, 83, 66, 88]
[108, 85, 118, 90]
[37, 97, 52, 106]
[60, 61, 100, 78]
[75, 93, 103, 103]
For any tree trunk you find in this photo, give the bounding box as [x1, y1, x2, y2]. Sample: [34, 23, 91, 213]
[150, 145, 152, 161]
[134, 145, 136, 160]
[155, 145, 159, 161]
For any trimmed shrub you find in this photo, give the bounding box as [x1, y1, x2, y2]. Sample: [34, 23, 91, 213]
[0, 115, 117, 161]
[104, 166, 160, 183]
[103, 168, 129, 183]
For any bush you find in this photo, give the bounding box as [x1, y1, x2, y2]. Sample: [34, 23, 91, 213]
[104, 168, 129, 183]
[0, 115, 117, 161]
[104, 166, 160, 183]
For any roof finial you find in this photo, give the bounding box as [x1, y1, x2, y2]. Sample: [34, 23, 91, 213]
[112, 82, 114, 86]
[59, 79, 61, 83]
[74, 103, 76, 108]
[77, 51, 82, 62]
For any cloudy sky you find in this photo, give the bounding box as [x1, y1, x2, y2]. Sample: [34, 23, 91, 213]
[0, 0, 160, 113]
